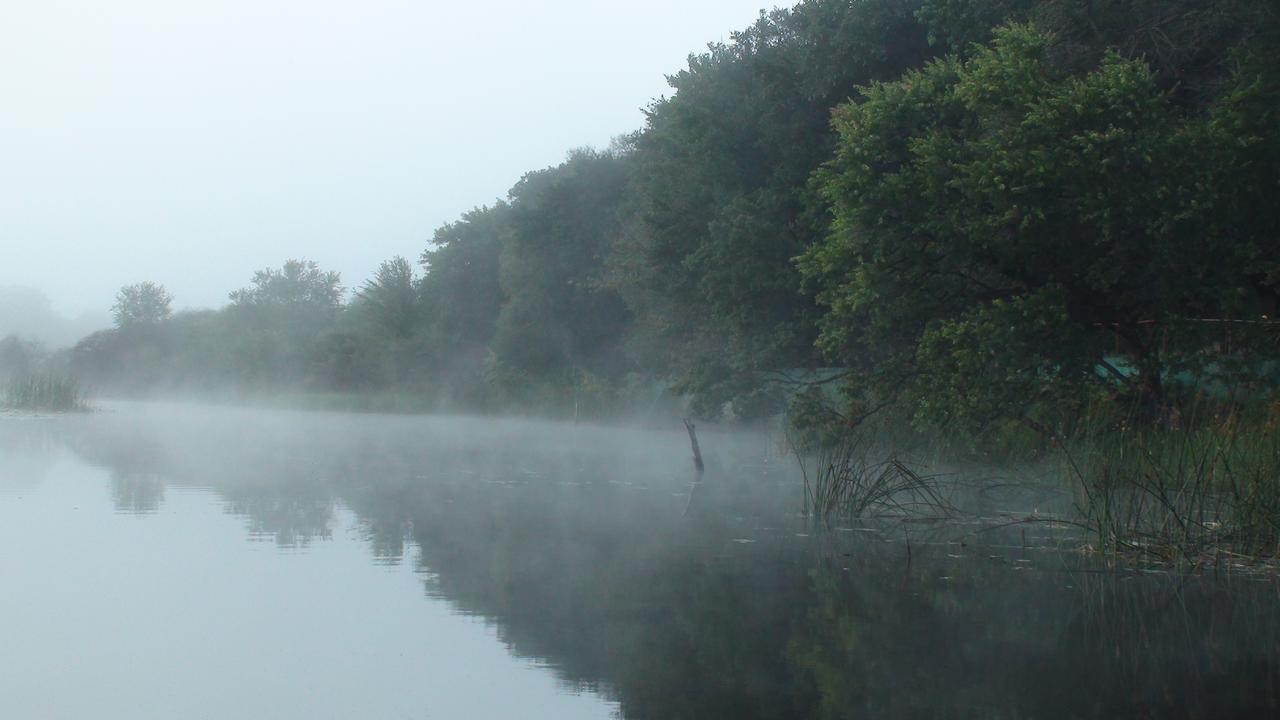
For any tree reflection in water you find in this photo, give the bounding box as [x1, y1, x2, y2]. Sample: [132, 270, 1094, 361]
[62, 406, 1280, 719]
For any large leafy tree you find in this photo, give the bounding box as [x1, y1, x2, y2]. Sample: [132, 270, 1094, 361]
[354, 256, 419, 341]
[617, 0, 936, 417]
[802, 24, 1279, 432]
[913, 0, 1036, 51]
[916, 1, 1276, 83]
[111, 281, 173, 329]
[328, 256, 424, 388]
[416, 205, 509, 401]
[229, 259, 343, 314]
[225, 259, 344, 386]
[492, 148, 632, 385]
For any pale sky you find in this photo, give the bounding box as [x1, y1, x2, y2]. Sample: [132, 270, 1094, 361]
[0, 0, 772, 318]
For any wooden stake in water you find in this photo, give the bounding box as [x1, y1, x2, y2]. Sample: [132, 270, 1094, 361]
[683, 419, 705, 476]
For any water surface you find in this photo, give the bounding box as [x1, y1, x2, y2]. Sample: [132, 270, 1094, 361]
[1, 403, 1276, 719]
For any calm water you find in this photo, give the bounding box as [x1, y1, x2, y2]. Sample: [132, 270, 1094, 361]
[1, 402, 1277, 719]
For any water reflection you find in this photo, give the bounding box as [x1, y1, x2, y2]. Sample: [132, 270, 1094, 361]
[10, 403, 1280, 719]
[223, 489, 334, 547]
[110, 469, 165, 513]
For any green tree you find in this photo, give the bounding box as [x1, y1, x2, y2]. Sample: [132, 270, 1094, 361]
[229, 259, 343, 314]
[225, 259, 344, 386]
[802, 23, 1278, 432]
[417, 205, 509, 402]
[491, 149, 633, 394]
[111, 282, 173, 329]
[915, 1, 1278, 103]
[354, 256, 419, 340]
[617, 0, 936, 417]
[914, 0, 1036, 51]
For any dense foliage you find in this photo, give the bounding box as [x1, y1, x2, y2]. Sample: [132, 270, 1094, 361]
[614, 0, 935, 416]
[112, 281, 173, 329]
[803, 21, 1280, 432]
[66, 0, 1279, 433]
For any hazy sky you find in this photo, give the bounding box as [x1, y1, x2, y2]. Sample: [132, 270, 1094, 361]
[1, 0, 771, 317]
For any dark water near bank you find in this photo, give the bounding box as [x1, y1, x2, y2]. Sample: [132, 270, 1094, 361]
[1, 403, 1276, 719]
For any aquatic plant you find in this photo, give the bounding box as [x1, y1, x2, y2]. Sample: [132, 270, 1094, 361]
[791, 430, 953, 521]
[1064, 409, 1280, 559]
[2, 372, 87, 412]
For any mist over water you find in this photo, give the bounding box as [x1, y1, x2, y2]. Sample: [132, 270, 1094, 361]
[1, 403, 1277, 719]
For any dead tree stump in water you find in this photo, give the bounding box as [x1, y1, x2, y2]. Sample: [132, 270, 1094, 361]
[683, 419, 705, 476]
[681, 418, 706, 518]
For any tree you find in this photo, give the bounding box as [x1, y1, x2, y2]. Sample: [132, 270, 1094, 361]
[916, 1, 1278, 96]
[802, 23, 1278, 432]
[225, 259, 344, 386]
[111, 282, 173, 329]
[419, 206, 508, 367]
[616, 0, 936, 417]
[229, 259, 343, 314]
[355, 256, 419, 340]
[493, 149, 633, 385]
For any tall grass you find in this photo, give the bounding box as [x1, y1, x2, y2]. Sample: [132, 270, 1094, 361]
[1064, 408, 1280, 558]
[790, 430, 954, 521]
[2, 373, 87, 412]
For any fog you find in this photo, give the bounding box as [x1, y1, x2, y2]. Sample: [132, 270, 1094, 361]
[0, 286, 108, 348]
[1, 0, 768, 317]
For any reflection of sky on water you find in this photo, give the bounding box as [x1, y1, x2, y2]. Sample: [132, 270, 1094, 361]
[0, 433, 616, 720]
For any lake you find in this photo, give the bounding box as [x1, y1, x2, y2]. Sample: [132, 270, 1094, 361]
[1, 402, 1276, 718]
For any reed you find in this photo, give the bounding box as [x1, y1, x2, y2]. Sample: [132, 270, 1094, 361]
[791, 429, 953, 521]
[1063, 407, 1280, 559]
[3, 372, 87, 412]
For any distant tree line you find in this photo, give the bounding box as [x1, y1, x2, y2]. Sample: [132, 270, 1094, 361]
[69, 0, 1280, 433]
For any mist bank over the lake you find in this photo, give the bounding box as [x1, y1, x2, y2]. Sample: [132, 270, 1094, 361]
[59, 399, 746, 483]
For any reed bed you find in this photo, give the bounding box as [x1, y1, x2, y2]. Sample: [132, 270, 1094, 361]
[2, 373, 87, 412]
[1064, 413, 1280, 559]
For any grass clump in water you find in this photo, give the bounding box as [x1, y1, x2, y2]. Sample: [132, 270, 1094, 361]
[790, 428, 954, 522]
[3, 372, 88, 412]
[1064, 406, 1280, 560]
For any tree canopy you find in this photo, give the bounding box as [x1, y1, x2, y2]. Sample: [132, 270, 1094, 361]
[616, 0, 936, 415]
[802, 21, 1279, 430]
[112, 282, 173, 329]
